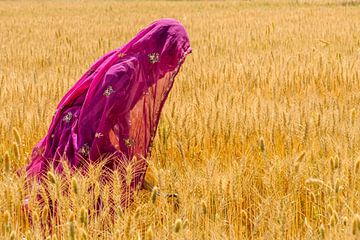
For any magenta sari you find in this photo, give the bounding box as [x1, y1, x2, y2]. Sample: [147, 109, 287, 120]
[25, 18, 192, 207]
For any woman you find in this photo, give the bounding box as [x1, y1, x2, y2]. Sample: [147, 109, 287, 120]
[25, 18, 192, 208]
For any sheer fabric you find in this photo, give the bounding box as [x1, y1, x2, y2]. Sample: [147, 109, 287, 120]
[25, 18, 192, 207]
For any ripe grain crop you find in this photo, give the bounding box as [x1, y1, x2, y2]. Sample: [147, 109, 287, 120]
[1, 0, 360, 239]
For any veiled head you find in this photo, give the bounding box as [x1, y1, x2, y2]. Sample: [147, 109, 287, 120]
[121, 18, 192, 76]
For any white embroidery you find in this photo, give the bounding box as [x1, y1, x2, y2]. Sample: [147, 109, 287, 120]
[103, 86, 115, 97]
[148, 52, 160, 64]
[95, 132, 103, 138]
[78, 143, 90, 157]
[62, 112, 73, 122]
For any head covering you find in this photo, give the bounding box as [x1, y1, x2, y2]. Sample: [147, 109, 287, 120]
[25, 18, 192, 207]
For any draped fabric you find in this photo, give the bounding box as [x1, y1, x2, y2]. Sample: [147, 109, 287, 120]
[25, 18, 192, 207]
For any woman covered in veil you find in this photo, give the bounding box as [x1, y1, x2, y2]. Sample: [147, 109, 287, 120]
[24, 18, 192, 209]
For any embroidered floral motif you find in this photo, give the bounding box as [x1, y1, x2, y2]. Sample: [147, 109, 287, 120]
[148, 52, 160, 64]
[78, 143, 90, 157]
[62, 112, 73, 123]
[103, 86, 115, 97]
[124, 138, 135, 147]
[95, 132, 103, 138]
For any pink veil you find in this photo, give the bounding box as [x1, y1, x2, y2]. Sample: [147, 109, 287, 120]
[25, 18, 192, 207]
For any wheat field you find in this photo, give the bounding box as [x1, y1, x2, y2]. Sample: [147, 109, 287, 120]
[1, 0, 360, 239]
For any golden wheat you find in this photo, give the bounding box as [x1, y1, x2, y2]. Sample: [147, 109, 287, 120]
[1, 0, 360, 239]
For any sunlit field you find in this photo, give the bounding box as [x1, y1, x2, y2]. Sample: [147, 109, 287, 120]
[1, 0, 360, 239]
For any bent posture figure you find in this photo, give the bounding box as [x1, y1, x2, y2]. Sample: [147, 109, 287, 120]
[25, 18, 192, 208]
